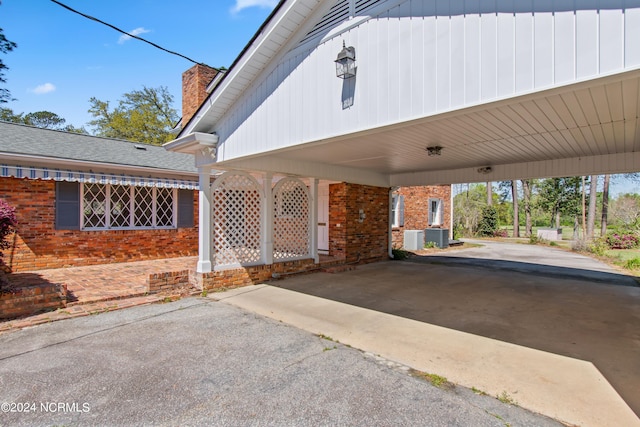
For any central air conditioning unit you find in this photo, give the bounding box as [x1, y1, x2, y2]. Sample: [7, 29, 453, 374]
[403, 230, 425, 251]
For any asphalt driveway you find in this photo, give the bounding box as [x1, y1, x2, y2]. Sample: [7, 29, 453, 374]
[0, 297, 559, 426]
[273, 241, 640, 418]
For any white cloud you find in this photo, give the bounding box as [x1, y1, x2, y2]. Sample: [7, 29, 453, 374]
[231, 0, 278, 14]
[29, 83, 56, 95]
[118, 27, 151, 44]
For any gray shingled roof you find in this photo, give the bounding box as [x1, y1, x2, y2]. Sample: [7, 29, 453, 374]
[0, 121, 197, 174]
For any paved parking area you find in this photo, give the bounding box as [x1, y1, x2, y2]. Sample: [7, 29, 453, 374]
[0, 298, 560, 427]
[273, 241, 640, 419]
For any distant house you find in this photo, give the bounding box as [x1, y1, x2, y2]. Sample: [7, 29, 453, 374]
[391, 185, 452, 249]
[0, 121, 199, 272]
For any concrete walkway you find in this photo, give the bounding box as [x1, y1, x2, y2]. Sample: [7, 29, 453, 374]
[213, 284, 640, 427]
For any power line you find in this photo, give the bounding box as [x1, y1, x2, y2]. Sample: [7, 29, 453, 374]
[50, 0, 210, 67]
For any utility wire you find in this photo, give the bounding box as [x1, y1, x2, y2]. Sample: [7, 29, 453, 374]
[50, 0, 210, 67]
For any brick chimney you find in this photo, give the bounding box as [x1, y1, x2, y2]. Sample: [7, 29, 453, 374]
[182, 64, 219, 128]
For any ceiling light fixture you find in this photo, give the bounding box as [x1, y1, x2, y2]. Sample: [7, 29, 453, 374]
[426, 146, 442, 156]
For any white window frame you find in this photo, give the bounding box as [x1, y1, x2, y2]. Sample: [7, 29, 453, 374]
[428, 198, 443, 227]
[80, 183, 177, 230]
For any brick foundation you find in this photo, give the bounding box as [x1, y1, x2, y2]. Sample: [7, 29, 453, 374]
[195, 258, 318, 291]
[391, 185, 452, 248]
[329, 183, 389, 263]
[0, 282, 67, 320]
[0, 177, 199, 272]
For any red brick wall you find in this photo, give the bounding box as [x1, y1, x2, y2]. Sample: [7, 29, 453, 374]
[0, 177, 198, 272]
[391, 185, 452, 248]
[329, 183, 389, 263]
[0, 282, 67, 320]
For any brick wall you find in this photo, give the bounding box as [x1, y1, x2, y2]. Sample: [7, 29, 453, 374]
[0, 282, 67, 320]
[329, 183, 389, 263]
[0, 177, 199, 272]
[391, 185, 452, 248]
[196, 259, 317, 291]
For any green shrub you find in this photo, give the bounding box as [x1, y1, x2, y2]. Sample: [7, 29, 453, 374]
[587, 237, 608, 256]
[392, 248, 410, 260]
[625, 258, 640, 270]
[477, 206, 498, 237]
[424, 241, 437, 249]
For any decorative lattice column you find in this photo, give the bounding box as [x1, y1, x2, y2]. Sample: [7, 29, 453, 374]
[211, 171, 263, 269]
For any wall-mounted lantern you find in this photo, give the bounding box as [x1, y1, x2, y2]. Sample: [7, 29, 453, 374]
[335, 41, 356, 79]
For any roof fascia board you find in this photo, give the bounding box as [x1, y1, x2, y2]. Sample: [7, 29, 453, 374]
[0, 152, 199, 179]
[180, 0, 315, 136]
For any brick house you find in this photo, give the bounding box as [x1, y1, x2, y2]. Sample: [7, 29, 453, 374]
[391, 185, 452, 249]
[0, 121, 199, 272]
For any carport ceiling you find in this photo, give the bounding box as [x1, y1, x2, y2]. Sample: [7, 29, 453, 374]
[270, 69, 640, 177]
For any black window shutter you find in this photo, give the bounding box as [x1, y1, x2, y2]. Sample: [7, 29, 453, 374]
[177, 189, 194, 228]
[56, 181, 80, 230]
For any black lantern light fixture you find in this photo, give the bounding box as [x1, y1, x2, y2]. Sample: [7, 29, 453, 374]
[335, 41, 356, 79]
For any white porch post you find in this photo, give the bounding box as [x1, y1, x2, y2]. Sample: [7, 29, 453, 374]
[262, 173, 274, 265]
[197, 165, 212, 273]
[310, 178, 319, 263]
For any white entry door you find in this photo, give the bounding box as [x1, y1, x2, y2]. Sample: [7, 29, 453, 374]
[317, 183, 329, 253]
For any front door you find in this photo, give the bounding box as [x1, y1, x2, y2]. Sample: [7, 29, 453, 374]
[317, 183, 329, 253]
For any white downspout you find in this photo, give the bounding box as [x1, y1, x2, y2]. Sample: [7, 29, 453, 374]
[389, 188, 395, 259]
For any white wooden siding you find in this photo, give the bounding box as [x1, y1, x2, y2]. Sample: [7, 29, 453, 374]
[215, 0, 640, 162]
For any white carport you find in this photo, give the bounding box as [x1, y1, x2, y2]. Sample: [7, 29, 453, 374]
[167, 0, 640, 273]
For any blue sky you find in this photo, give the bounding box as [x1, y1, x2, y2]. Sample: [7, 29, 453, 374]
[1, 0, 637, 195]
[1, 0, 278, 128]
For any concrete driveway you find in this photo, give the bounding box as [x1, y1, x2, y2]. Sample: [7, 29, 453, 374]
[271, 241, 640, 420]
[0, 298, 559, 427]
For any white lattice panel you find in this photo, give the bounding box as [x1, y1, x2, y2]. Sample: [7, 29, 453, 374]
[212, 172, 263, 267]
[273, 178, 310, 260]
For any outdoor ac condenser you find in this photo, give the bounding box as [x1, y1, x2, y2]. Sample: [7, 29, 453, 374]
[403, 230, 425, 250]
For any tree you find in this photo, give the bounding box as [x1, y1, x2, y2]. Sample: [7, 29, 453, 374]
[601, 174, 610, 236]
[0, 107, 87, 133]
[586, 175, 598, 239]
[0, 3, 17, 104]
[88, 86, 178, 145]
[537, 177, 582, 228]
[477, 205, 499, 237]
[453, 184, 487, 237]
[521, 179, 533, 237]
[609, 193, 640, 232]
[511, 180, 519, 237]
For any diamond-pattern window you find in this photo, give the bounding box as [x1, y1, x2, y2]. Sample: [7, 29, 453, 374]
[110, 185, 131, 228]
[83, 183, 107, 228]
[156, 188, 174, 227]
[82, 183, 176, 230]
[134, 187, 153, 227]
